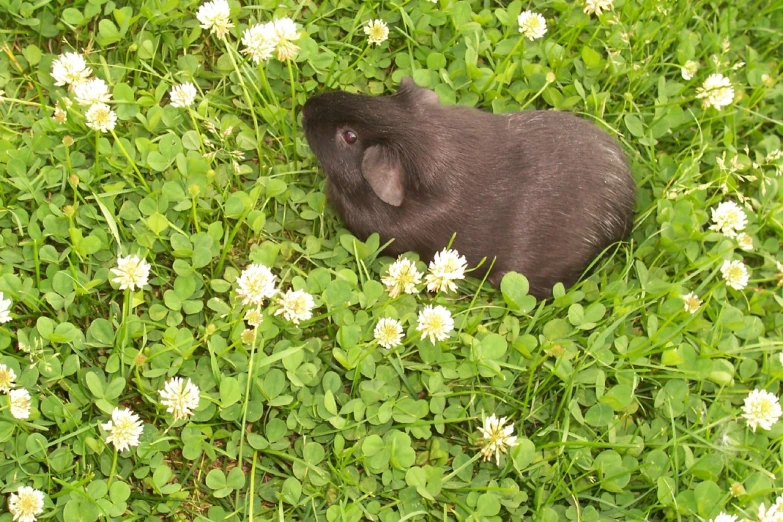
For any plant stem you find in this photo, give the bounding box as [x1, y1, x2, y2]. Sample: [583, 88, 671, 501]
[95, 132, 102, 180]
[480, 37, 524, 95]
[248, 450, 258, 521]
[287, 59, 298, 158]
[441, 452, 482, 483]
[109, 130, 150, 193]
[187, 108, 208, 157]
[519, 75, 556, 111]
[222, 36, 267, 165]
[258, 65, 290, 161]
[345, 45, 369, 79]
[120, 288, 131, 379]
[235, 324, 259, 509]
[191, 196, 201, 233]
[107, 449, 119, 487]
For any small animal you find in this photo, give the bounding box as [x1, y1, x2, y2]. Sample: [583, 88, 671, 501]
[301, 78, 635, 298]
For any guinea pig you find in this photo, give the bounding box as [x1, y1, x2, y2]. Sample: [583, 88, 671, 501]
[301, 77, 635, 299]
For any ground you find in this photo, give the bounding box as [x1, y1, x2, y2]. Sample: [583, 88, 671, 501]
[0, 0, 781, 521]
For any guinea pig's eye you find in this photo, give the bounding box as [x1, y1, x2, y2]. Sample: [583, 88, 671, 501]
[342, 130, 358, 145]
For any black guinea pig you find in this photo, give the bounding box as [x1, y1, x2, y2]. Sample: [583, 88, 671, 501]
[301, 78, 635, 298]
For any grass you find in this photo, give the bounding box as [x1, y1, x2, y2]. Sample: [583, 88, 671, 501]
[0, 0, 782, 520]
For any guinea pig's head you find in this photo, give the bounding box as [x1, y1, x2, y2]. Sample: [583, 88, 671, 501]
[302, 78, 440, 207]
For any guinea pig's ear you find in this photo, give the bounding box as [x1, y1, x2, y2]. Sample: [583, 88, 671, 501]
[398, 77, 440, 105]
[361, 145, 405, 206]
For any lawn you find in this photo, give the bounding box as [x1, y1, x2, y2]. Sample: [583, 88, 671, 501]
[0, 0, 782, 520]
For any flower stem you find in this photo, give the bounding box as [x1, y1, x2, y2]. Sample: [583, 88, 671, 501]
[441, 452, 482, 484]
[235, 326, 259, 510]
[480, 37, 524, 95]
[287, 60, 298, 156]
[119, 288, 131, 379]
[187, 108, 208, 157]
[248, 450, 258, 520]
[191, 195, 201, 233]
[519, 75, 556, 111]
[257, 63, 280, 109]
[222, 36, 267, 165]
[107, 449, 119, 487]
[257, 65, 290, 161]
[95, 132, 102, 180]
[344, 45, 370, 81]
[109, 130, 150, 193]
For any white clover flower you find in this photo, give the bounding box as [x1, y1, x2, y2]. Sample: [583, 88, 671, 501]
[85, 103, 117, 133]
[758, 501, 783, 522]
[111, 254, 151, 291]
[0, 363, 17, 393]
[742, 389, 781, 432]
[273, 17, 301, 61]
[364, 19, 389, 46]
[0, 291, 12, 323]
[708, 514, 738, 522]
[240, 328, 256, 345]
[8, 486, 45, 522]
[103, 407, 144, 452]
[416, 305, 454, 343]
[517, 11, 547, 41]
[696, 73, 734, 110]
[758, 494, 783, 522]
[73, 78, 111, 106]
[374, 318, 404, 349]
[196, 0, 233, 39]
[382, 258, 423, 298]
[681, 60, 699, 81]
[170, 82, 197, 108]
[159, 377, 200, 421]
[583, 0, 614, 16]
[51, 52, 92, 86]
[274, 289, 315, 324]
[736, 232, 753, 251]
[425, 248, 468, 293]
[242, 22, 277, 64]
[681, 292, 702, 314]
[710, 201, 747, 238]
[244, 308, 263, 328]
[9, 388, 31, 419]
[53, 107, 67, 124]
[236, 263, 277, 306]
[477, 414, 518, 465]
[721, 259, 750, 290]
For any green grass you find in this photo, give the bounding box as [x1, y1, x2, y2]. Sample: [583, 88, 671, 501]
[0, 0, 782, 520]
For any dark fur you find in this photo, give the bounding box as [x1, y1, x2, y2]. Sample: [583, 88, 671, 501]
[302, 78, 635, 298]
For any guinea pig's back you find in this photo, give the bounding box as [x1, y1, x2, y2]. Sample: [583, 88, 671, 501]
[483, 110, 635, 293]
